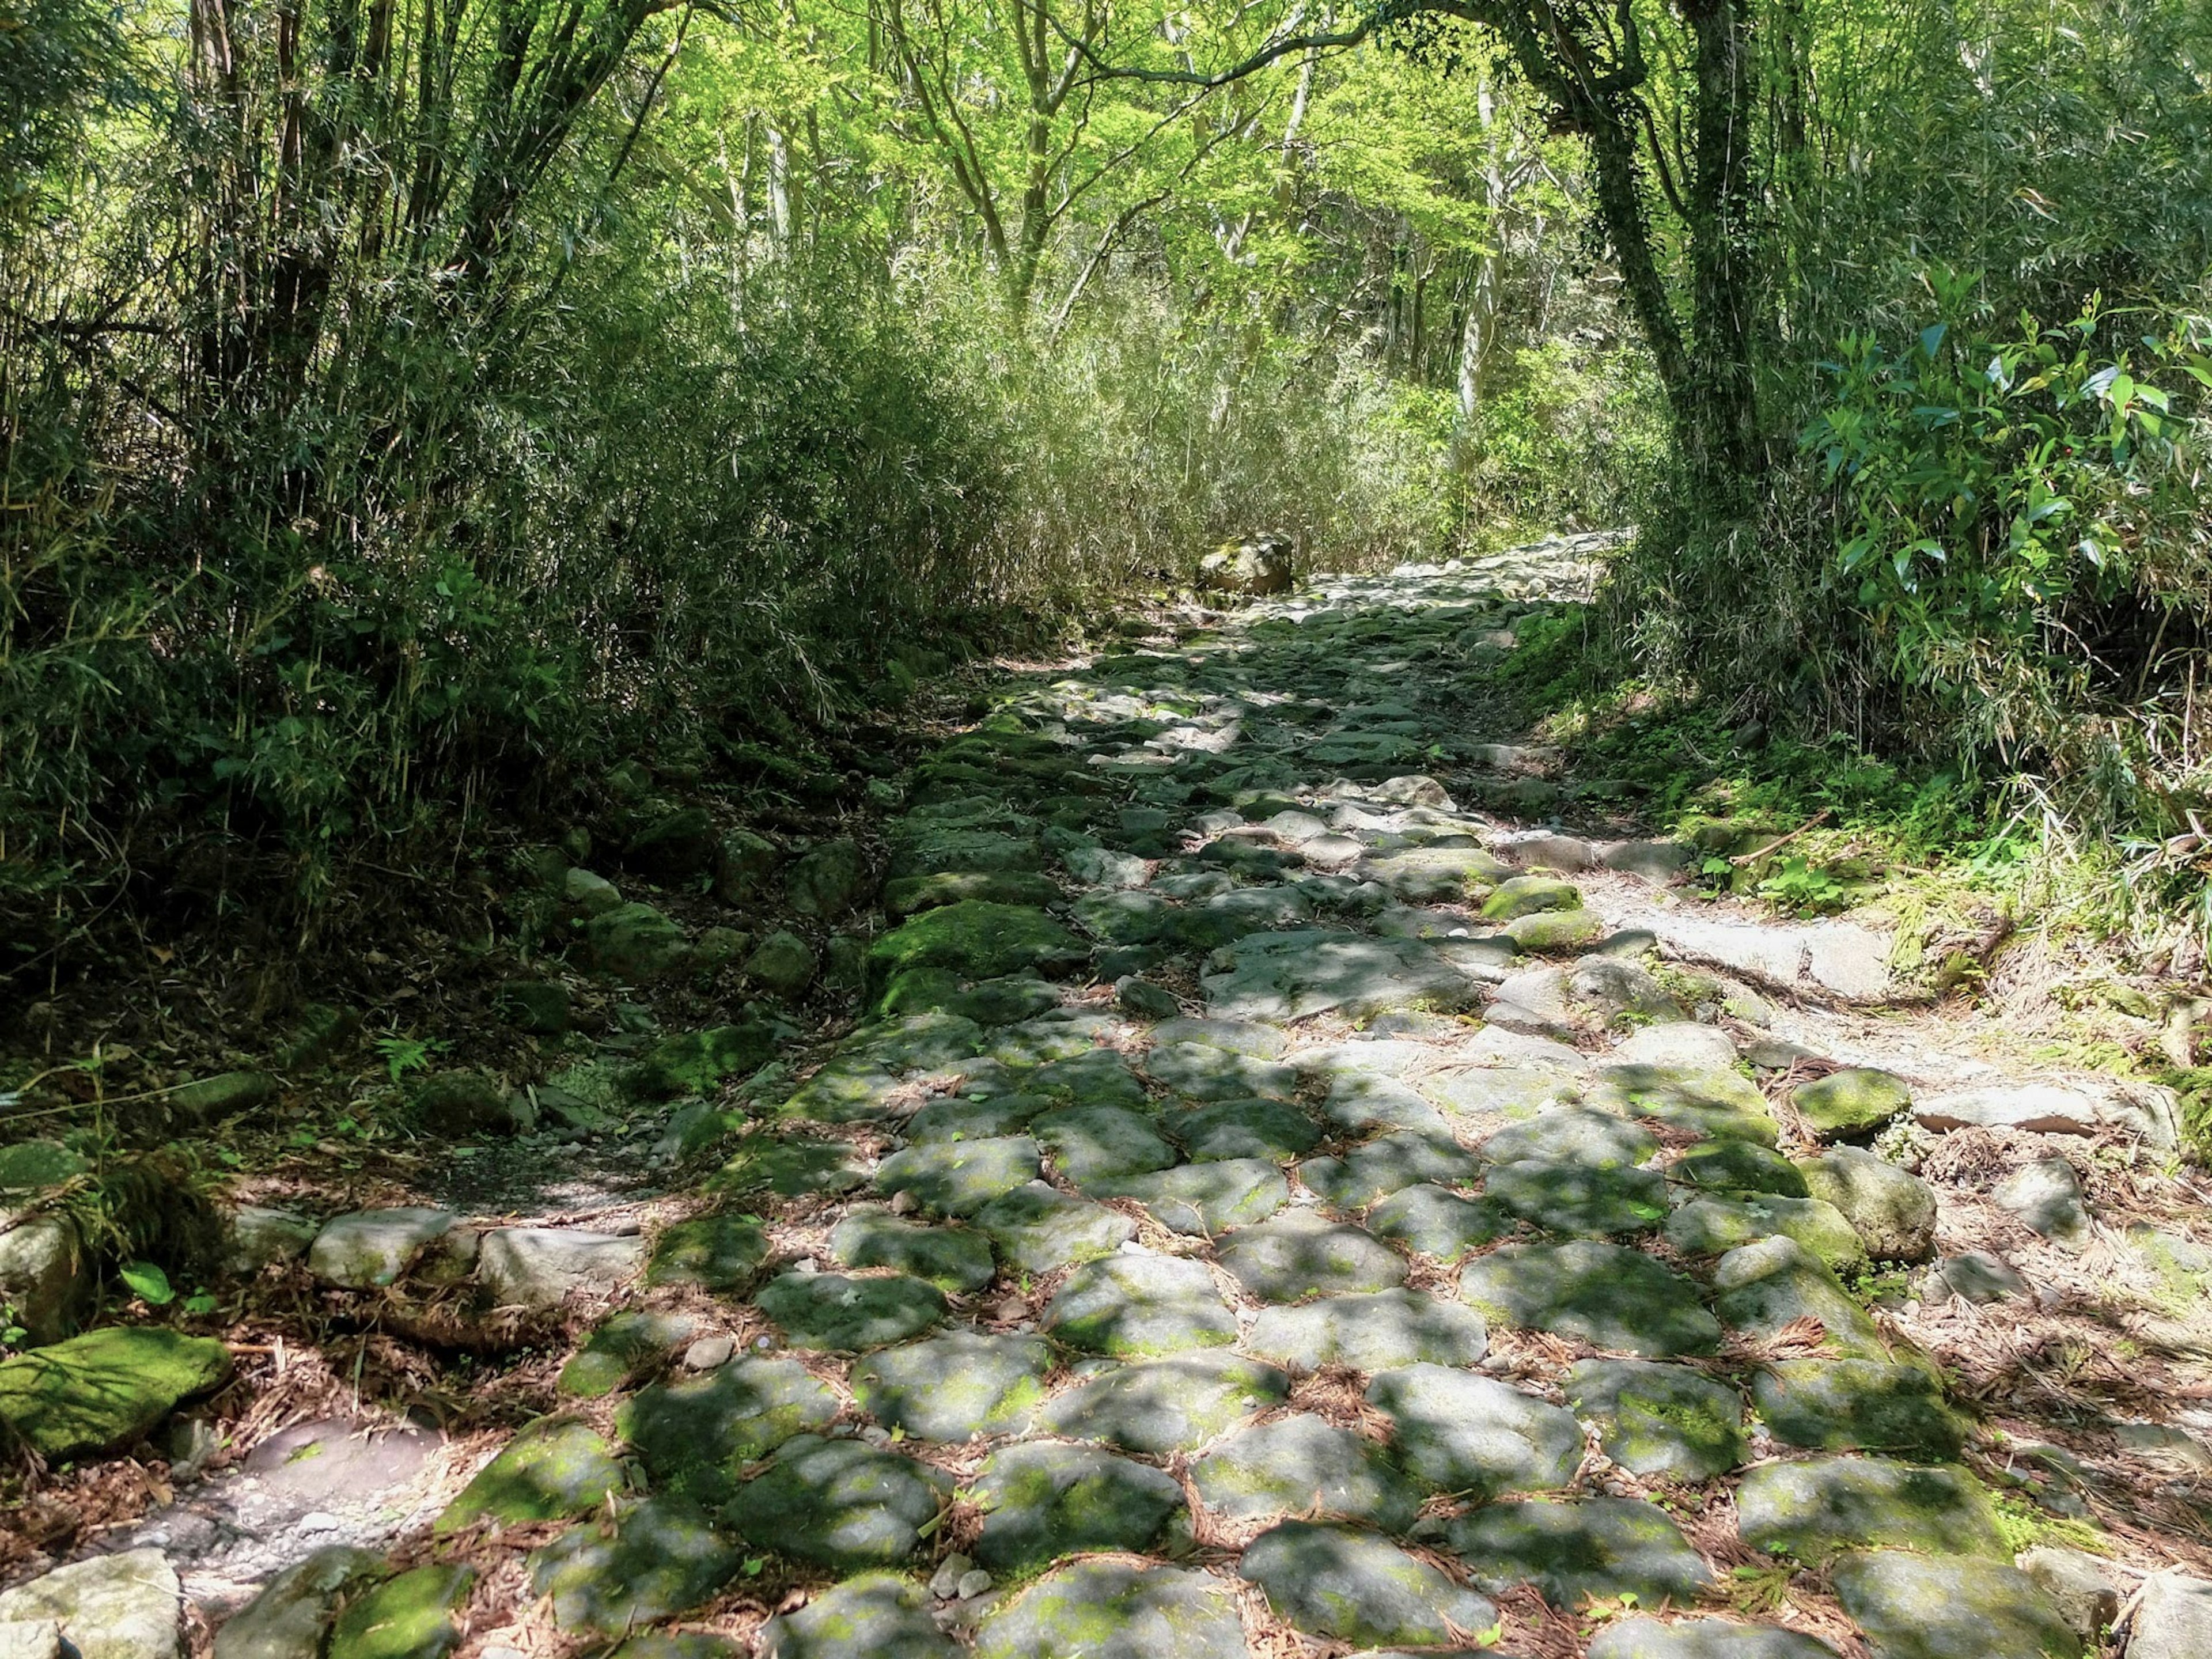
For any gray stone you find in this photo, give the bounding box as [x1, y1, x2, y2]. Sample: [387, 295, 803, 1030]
[1190, 1415, 1424, 1530]
[2128, 1573, 2212, 1657]
[714, 1134, 869, 1198]
[0, 1217, 90, 1344]
[1912, 1081, 2175, 1147]
[786, 839, 872, 916]
[1317, 1076, 1452, 1138]
[1216, 1211, 1407, 1301]
[1567, 956, 1687, 1024]
[1793, 1069, 1911, 1137]
[1245, 1288, 1490, 1371]
[1567, 1359, 1747, 1482]
[976, 1182, 1135, 1272]
[437, 1418, 625, 1532]
[615, 1358, 840, 1505]
[528, 1498, 740, 1633]
[0, 1555, 176, 1659]
[851, 1332, 1052, 1441]
[1830, 1550, 2082, 1659]
[581, 902, 691, 979]
[560, 1309, 702, 1398]
[874, 1137, 1040, 1217]
[1368, 1364, 1581, 1496]
[1366, 1184, 1509, 1259]
[971, 1561, 1247, 1659]
[1712, 1235, 1884, 1358]
[970, 1442, 1187, 1570]
[1587, 1064, 1778, 1143]
[754, 1271, 946, 1352]
[478, 1228, 645, 1310]
[1240, 1521, 1497, 1647]
[1600, 840, 1695, 882]
[647, 1212, 770, 1291]
[1153, 1017, 1290, 1059]
[1797, 1147, 1937, 1263]
[1488, 1160, 1672, 1237]
[1145, 1042, 1298, 1101]
[212, 1549, 384, 1659]
[1040, 1351, 1290, 1452]
[1928, 1251, 2030, 1305]
[1117, 976, 1181, 1018]
[224, 1206, 320, 1275]
[713, 829, 783, 904]
[724, 1435, 953, 1569]
[1044, 1255, 1237, 1355]
[1033, 1105, 1178, 1182]
[1753, 1359, 1965, 1460]
[1088, 1159, 1288, 1234]
[1462, 1240, 1721, 1357]
[1735, 1457, 2003, 1562]
[830, 1210, 995, 1292]
[1203, 929, 1478, 1023]
[1483, 1107, 1658, 1169]
[1167, 1097, 1320, 1162]
[565, 866, 623, 915]
[2013, 1547, 2119, 1644]
[327, 1564, 473, 1659]
[1445, 1497, 1713, 1607]
[904, 1090, 1051, 1146]
[1587, 1618, 1843, 1658]
[1301, 1130, 1481, 1207]
[308, 1208, 453, 1289]
[757, 1573, 958, 1659]
[1993, 1158, 2091, 1248]
[1665, 1195, 1867, 1272]
[1611, 1024, 1736, 1071]
[1356, 846, 1513, 903]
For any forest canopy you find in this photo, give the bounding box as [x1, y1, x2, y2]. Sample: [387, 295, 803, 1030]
[3, 0, 2210, 962]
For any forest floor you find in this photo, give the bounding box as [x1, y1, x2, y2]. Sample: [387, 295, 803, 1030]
[6, 537, 2212, 1658]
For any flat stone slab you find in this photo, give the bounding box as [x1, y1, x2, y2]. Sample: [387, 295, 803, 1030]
[308, 1208, 453, 1288]
[1671, 1141, 1808, 1199]
[1461, 1240, 1721, 1357]
[1913, 1081, 2175, 1147]
[1089, 1159, 1288, 1233]
[1202, 930, 1478, 1023]
[647, 1213, 770, 1291]
[1190, 1415, 1424, 1529]
[528, 1498, 739, 1635]
[906, 1092, 1049, 1142]
[754, 1271, 947, 1353]
[1711, 1237, 1883, 1358]
[1831, 1550, 2083, 1659]
[1215, 1211, 1407, 1301]
[874, 1137, 1040, 1217]
[1665, 1195, 1867, 1272]
[1753, 1359, 1965, 1460]
[1367, 1364, 1581, 1496]
[1793, 1069, 1911, 1138]
[724, 1435, 953, 1569]
[851, 1332, 1052, 1441]
[1487, 1160, 1671, 1237]
[1039, 1351, 1290, 1452]
[969, 1441, 1188, 1571]
[1483, 1107, 1658, 1168]
[1446, 1496, 1713, 1608]
[714, 1135, 869, 1198]
[1167, 1097, 1320, 1161]
[1588, 1066, 1779, 1145]
[1318, 1076, 1454, 1137]
[0, 1551, 179, 1659]
[1044, 1255, 1237, 1354]
[615, 1358, 839, 1505]
[1154, 1017, 1290, 1058]
[1245, 1287, 1489, 1370]
[2127, 1572, 2212, 1659]
[971, 1561, 1247, 1659]
[1566, 1359, 1746, 1482]
[437, 1417, 624, 1532]
[1356, 846, 1512, 902]
[975, 1182, 1135, 1271]
[1301, 1130, 1482, 1207]
[1735, 1456, 2003, 1562]
[756, 1573, 959, 1659]
[1366, 1184, 1510, 1259]
[479, 1228, 646, 1309]
[829, 1210, 996, 1292]
[1033, 1105, 1177, 1182]
[1588, 1617, 1847, 1658]
[1146, 1043, 1299, 1101]
[1240, 1520, 1497, 1647]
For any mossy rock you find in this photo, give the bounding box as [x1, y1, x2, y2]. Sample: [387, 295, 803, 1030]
[829, 1210, 996, 1293]
[1735, 1455, 2003, 1561]
[557, 1309, 698, 1398]
[527, 1498, 740, 1634]
[625, 1024, 775, 1102]
[969, 1441, 1188, 1571]
[1752, 1358, 1967, 1461]
[710, 1134, 868, 1199]
[755, 1271, 947, 1353]
[884, 872, 1062, 922]
[1830, 1550, 2082, 1659]
[1502, 910, 1607, 952]
[722, 1434, 952, 1570]
[1566, 1358, 1747, 1481]
[0, 1326, 232, 1459]
[1238, 1520, 1497, 1649]
[327, 1565, 475, 1659]
[1461, 1239, 1721, 1358]
[755, 1573, 958, 1659]
[851, 1332, 1052, 1442]
[865, 902, 1086, 1001]
[580, 903, 691, 979]
[1037, 1352, 1290, 1454]
[434, 1418, 624, 1532]
[1446, 1496, 1714, 1607]
[969, 1560, 1247, 1659]
[1664, 1194, 1869, 1272]
[615, 1358, 838, 1505]
[1190, 1415, 1424, 1530]
[1793, 1069, 1911, 1138]
[646, 1212, 769, 1291]
[1481, 874, 1584, 921]
[1669, 1141, 1809, 1199]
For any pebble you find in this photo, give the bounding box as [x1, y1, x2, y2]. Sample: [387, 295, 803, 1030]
[681, 1334, 734, 1370]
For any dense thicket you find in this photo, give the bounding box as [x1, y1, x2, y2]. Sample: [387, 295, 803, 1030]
[4, 0, 2209, 969]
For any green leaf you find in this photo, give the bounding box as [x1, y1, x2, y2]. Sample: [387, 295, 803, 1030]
[121, 1261, 175, 1305]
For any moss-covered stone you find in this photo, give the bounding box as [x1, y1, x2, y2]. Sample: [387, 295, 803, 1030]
[1239, 1520, 1497, 1647]
[756, 1573, 959, 1659]
[850, 1332, 1052, 1441]
[625, 1024, 775, 1101]
[1043, 1255, 1236, 1355]
[1793, 1069, 1911, 1138]
[884, 872, 1063, 922]
[557, 1309, 698, 1398]
[1501, 909, 1607, 952]
[1446, 1496, 1714, 1607]
[970, 1560, 1247, 1659]
[615, 1357, 838, 1505]
[1087, 1159, 1289, 1234]
[969, 1442, 1187, 1571]
[0, 1326, 232, 1459]
[1665, 1194, 1869, 1272]
[327, 1566, 474, 1659]
[866, 903, 1085, 1001]
[1368, 1363, 1582, 1496]
[1461, 1239, 1721, 1358]
[755, 1271, 947, 1352]
[1038, 1351, 1290, 1453]
[1165, 1097, 1320, 1162]
[975, 1181, 1135, 1271]
[722, 1435, 952, 1570]
[829, 1210, 995, 1291]
[1712, 1236, 1885, 1358]
[1214, 1211, 1408, 1302]
[710, 1134, 868, 1199]
[646, 1211, 770, 1291]
[1669, 1141, 1809, 1199]
[1032, 1105, 1178, 1183]
[1735, 1456, 2003, 1561]
[1300, 1129, 1481, 1208]
[1246, 1287, 1491, 1371]
[1831, 1550, 2082, 1659]
[527, 1499, 740, 1634]
[1797, 1147, 1937, 1263]
[434, 1418, 624, 1532]
[1190, 1416, 1424, 1530]
[1366, 1183, 1511, 1259]
[581, 902, 691, 979]
[1482, 874, 1584, 921]
[1567, 1358, 1747, 1481]
[1752, 1359, 1967, 1461]
[1488, 1159, 1673, 1237]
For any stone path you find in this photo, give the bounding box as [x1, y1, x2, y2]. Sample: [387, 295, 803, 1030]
[10, 534, 2212, 1658]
